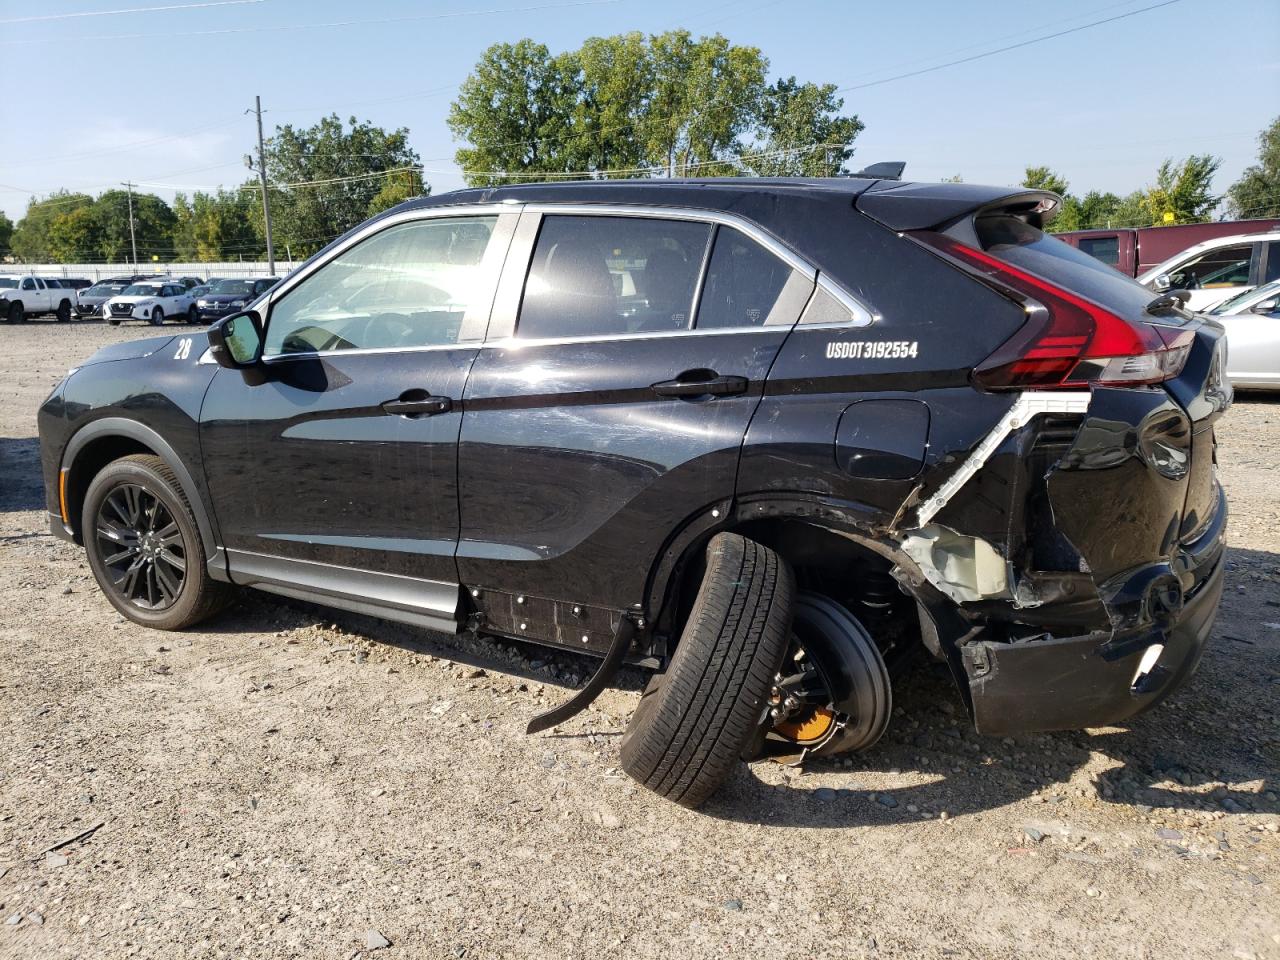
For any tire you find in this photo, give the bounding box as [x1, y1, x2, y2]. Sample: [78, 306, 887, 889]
[56, 299, 72, 322]
[7, 302, 23, 324]
[187, 306, 200, 325]
[620, 532, 795, 808]
[108, 317, 122, 326]
[149, 307, 164, 326]
[82, 454, 231, 630]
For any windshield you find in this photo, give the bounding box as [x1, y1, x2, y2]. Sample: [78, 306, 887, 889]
[87, 283, 127, 296]
[122, 284, 162, 297]
[209, 279, 255, 296]
[1210, 280, 1280, 315]
[0, 278, 16, 289]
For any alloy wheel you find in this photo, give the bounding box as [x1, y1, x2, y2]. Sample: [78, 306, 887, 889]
[94, 483, 187, 610]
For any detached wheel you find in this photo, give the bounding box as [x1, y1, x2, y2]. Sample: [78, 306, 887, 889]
[82, 454, 230, 630]
[620, 533, 795, 808]
[56, 299, 72, 322]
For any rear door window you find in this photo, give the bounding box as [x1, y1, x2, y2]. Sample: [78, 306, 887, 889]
[517, 215, 711, 339]
[695, 226, 795, 329]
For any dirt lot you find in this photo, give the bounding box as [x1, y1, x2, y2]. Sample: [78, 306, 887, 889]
[1, 320, 1277, 960]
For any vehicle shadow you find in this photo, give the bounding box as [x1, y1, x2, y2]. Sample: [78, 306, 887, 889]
[0, 437, 46, 513]
[701, 546, 1279, 827]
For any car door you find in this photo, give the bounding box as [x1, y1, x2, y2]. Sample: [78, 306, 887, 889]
[20, 277, 46, 312]
[1222, 290, 1280, 387]
[199, 208, 517, 629]
[454, 207, 817, 638]
[1166, 241, 1259, 311]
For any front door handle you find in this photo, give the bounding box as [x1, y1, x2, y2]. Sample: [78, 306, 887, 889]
[381, 391, 452, 417]
[651, 370, 748, 398]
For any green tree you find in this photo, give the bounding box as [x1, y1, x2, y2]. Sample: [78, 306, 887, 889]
[10, 192, 93, 261]
[256, 114, 423, 257]
[448, 40, 579, 185]
[1110, 190, 1150, 227]
[174, 189, 260, 260]
[1144, 154, 1221, 225]
[1227, 116, 1280, 219]
[749, 78, 862, 176]
[1022, 166, 1069, 196]
[47, 206, 104, 261]
[367, 169, 429, 217]
[92, 189, 176, 264]
[450, 32, 843, 184]
[0, 212, 12, 258]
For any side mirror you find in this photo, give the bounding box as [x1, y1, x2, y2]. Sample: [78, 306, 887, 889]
[1151, 273, 1173, 293]
[207, 310, 264, 377]
[1251, 297, 1279, 315]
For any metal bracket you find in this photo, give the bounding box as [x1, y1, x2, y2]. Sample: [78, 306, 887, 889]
[912, 390, 1091, 528]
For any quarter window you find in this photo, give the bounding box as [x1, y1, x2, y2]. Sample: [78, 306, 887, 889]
[264, 216, 500, 355]
[517, 215, 711, 339]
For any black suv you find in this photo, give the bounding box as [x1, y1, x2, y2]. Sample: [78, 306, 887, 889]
[37, 178, 1230, 808]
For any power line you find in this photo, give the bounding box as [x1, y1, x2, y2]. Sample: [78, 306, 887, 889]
[837, 0, 1185, 93]
[0, 0, 266, 25]
[0, 0, 622, 45]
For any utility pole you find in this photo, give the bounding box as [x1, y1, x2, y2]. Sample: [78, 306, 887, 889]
[247, 95, 276, 275]
[122, 181, 138, 265]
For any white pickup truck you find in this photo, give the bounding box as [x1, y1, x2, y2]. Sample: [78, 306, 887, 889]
[0, 274, 76, 323]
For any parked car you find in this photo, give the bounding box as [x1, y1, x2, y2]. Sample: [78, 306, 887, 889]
[1207, 279, 1280, 390]
[176, 276, 204, 289]
[103, 281, 197, 325]
[188, 284, 213, 299]
[1056, 218, 1280, 276]
[75, 281, 131, 319]
[0, 274, 76, 322]
[1136, 230, 1280, 311]
[38, 178, 1229, 809]
[194, 277, 279, 322]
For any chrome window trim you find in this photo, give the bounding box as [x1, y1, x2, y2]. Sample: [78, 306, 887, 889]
[482, 325, 792, 350]
[262, 341, 478, 363]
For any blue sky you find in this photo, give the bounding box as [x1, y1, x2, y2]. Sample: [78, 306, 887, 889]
[1, 0, 1277, 224]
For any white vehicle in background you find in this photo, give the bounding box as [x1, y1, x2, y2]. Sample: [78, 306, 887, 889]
[1208, 279, 1280, 391]
[0, 274, 76, 323]
[103, 281, 198, 326]
[1138, 230, 1280, 312]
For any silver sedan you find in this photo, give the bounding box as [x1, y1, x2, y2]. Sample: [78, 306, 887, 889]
[1208, 279, 1280, 391]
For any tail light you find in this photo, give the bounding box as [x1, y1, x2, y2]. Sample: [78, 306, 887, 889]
[910, 231, 1193, 390]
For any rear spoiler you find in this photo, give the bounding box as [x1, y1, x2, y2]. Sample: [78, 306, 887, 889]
[856, 183, 1062, 232]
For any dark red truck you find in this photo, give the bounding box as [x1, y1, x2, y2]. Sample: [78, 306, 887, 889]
[1057, 218, 1280, 276]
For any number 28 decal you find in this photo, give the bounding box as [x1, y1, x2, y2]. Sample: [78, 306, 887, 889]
[825, 340, 919, 360]
[173, 338, 193, 360]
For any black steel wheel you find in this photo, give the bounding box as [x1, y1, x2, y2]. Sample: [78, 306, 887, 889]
[83, 454, 231, 629]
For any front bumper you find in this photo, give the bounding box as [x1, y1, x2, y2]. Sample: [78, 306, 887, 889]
[962, 491, 1226, 736]
[196, 305, 242, 320]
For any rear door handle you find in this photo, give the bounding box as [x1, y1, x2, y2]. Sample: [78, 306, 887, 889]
[381, 392, 452, 417]
[651, 371, 748, 398]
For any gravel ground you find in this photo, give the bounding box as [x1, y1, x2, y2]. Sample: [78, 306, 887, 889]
[1, 320, 1277, 960]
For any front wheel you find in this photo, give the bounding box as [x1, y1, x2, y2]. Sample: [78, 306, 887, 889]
[7, 302, 23, 324]
[149, 307, 164, 326]
[82, 454, 231, 630]
[620, 533, 795, 808]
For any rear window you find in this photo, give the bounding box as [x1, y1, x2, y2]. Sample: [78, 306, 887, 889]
[975, 215, 1156, 318]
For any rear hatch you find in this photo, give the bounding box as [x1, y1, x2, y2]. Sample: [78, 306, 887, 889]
[863, 187, 1231, 627]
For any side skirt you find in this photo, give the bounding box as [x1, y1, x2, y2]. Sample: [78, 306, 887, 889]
[225, 549, 460, 635]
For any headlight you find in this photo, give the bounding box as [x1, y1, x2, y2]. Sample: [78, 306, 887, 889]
[229, 300, 246, 307]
